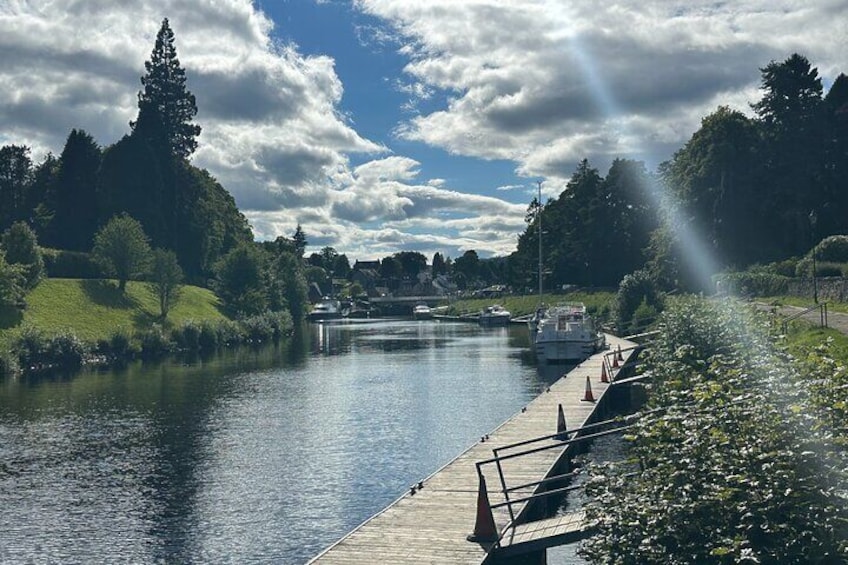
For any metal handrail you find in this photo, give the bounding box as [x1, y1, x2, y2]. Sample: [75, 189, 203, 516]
[780, 302, 829, 332]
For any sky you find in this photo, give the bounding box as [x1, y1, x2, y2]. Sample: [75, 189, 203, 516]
[1, 1, 846, 262]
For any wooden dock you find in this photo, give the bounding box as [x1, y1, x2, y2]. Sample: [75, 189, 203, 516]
[308, 335, 637, 564]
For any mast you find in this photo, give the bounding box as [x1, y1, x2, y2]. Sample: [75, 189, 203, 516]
[537, 180, 543, 301]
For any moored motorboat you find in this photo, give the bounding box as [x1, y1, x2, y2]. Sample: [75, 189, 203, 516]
[478, 304, 511, 326]
[307, 299, 342, 321]
[413, 303, 433, 320]
[533, 303, 605, 363]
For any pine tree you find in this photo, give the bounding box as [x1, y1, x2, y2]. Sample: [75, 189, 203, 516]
[50, 129, 101, 250]
[133, 18, 201, 159]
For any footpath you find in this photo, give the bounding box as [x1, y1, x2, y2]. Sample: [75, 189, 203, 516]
[755, 301, 848, 336]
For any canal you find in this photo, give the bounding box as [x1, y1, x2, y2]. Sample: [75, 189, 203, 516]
[1, 318, 597, 564]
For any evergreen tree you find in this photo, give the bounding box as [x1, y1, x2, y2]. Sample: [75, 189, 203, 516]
[49, 129, 102, 250]
[29, 153, 59, 238]
[292, 224, 307, 258]
[432, 252, 446, 276]
[752, 54, 825, 257]
[0, 145, 33, 230]
[822, 74, 848, 235]
[132, 18, 201, 159]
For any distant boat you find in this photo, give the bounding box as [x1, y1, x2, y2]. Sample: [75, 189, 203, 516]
[413, 303, 433, 320]
[308, 299, 342, 322]
[533, 303, 605, 363]
[478, 304, 511, 327]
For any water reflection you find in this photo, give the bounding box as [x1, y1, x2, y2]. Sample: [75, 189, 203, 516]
[0, 319, 546, 563]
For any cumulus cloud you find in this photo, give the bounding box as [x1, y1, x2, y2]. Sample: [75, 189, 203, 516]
[3, 0, 845, 261]
[358, 0, 847, 181]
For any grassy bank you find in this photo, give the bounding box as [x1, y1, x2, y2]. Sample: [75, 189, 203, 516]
[0, 278, 225, 346]
[441, 291, 615, 319]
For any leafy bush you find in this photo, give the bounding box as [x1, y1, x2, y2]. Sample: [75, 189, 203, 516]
[2, 222, 44, 288]
[239, 313, 274, 342]
[716, 271, 790, 296]
[139, 324, 172, 358]
[171, 320, 201, 351]
[581, 298, 848, 563]
[100, 330, 137, 358]
[14, 327, 85, 370]
[198, 320, 219, 351]
[41, 248, 102, 278]
[46, 331, 85, 369]
[815, 262, 845, 277]
[215, 319, 243, 346]
[614, 269, 663, 333]
[0, 349, 19, 377]
[15, 326, 47, 369]
[814, 234, 848, 262]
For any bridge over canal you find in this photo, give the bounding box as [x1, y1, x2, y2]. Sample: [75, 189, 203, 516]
[308, 335, 643, 564]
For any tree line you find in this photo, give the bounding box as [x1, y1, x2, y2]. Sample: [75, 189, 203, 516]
[508, 53, 848, 294]
[0, 19, 252, 285]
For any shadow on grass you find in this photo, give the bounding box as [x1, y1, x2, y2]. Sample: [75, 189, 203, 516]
[80, 279, 142, 309]
[0, 305, 23, 329]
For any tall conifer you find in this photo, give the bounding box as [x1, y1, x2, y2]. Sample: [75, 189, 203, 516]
[132, 18, 201, 159]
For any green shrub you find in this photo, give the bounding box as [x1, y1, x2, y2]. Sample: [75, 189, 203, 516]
[15, 327, 85, 370]
[139, 324, 172, 358]
[171, 320, 201, 351]
[215, 319, 244, 346]
[614, 270, 663, 333]
[0, 349, 19, 377]
[15, 326, 47, 369]
[814, 234, 848, 262]
[240, 313, 274, 342]
[2, 222, 44, 288]
[716, 271, 790, 296]
[198, 320, 219, 351]
[100, 330, 137, 358]
[41, 248, 102, 278]
[46, 331, 85, 369]
[815, 262, 845, 277]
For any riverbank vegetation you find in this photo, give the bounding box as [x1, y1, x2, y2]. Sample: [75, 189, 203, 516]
[581, 297, 848, 563]
[443, 291, 615, 319]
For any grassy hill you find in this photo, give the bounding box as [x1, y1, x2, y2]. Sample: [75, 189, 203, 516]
[0, 278, 226, 345]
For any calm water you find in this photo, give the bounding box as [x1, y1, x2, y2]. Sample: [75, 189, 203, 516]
[0, 319, 569, 564]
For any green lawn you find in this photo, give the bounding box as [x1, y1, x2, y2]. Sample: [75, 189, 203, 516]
[0, 278, 225, 345]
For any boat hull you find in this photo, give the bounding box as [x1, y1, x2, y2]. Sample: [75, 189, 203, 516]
[535, 335, 604, 364]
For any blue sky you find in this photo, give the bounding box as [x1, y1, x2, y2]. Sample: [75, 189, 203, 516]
[0, 1, 845, 262]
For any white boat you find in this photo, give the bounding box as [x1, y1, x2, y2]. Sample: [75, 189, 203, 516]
[534, 303, 605, 363]
[413, 303, 433, 320]
[478, 304, 511, 326]
[307, 299, 342, 321]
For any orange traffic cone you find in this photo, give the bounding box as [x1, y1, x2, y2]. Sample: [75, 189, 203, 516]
[556, 404, 568, 439]
[612, 351, 620, 369]
[581, 375, 596, 402]
[600, 362, 610, 383]
[617, 344, 624, 362]
[467, 472, 499, 542]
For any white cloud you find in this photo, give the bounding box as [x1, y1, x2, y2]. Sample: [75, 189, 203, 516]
[358, 0, 847, 177]
[3, 0, 845, 263]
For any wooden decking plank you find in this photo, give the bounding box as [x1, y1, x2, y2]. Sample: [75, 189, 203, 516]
[309, 336, 637, 564]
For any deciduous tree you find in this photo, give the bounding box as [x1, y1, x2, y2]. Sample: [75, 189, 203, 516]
[149, 248, 183, 319]
[92, 214, 152, 292]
